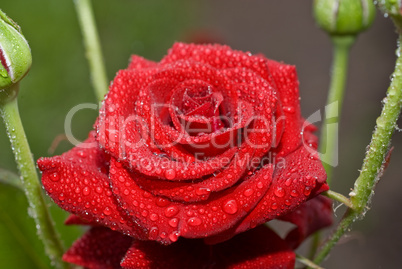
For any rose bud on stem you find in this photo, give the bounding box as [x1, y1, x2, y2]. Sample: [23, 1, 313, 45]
[310, 1, 402, 267]
[0, 9, 67, 269]
[313, 0, 375, 184]
[309, 0, 375, 262]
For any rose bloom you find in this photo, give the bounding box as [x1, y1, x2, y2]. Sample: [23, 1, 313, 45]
[38, 43, 332, 269]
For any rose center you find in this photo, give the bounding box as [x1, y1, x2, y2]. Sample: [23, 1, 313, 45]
[170, 82, 228, 136]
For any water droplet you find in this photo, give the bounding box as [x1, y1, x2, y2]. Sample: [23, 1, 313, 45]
[83, 187, 91, 196]
[187, 217, 202, 226]
[150, 213, 158, 221]
[149, 227, 159, 240]
[283, 106, 295, 113]
[50, 173, 60, 182]
[103, 207, 111, 215]
[165, 206, 179, 217]
[304, 186, 312, 196]
[169, 232, 179, 242]
[274, 187, 285, 197]
[244, 188, 254, 197]
[223, 200, 238, 214]
[156, 198, 170, 207]
[257, 182, 264, 189]
[196, 187, 211, 196]
[76, 151, 86, 158]
[290, 189, 298, 197]
[165, 169, 176, 180]
[168, 218, 179, 228]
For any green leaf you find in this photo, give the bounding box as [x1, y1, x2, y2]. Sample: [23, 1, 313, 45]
[0, 184, 50, 269]
[0, 168, 22, 189]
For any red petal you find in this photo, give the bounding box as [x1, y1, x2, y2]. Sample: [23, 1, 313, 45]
[233, 144, 328, 235]
[132, 148, 254, 203]
[97, 68, 157, 161]
[161, 43, 271, 80]
[38, 132, 147, 239]
[128, 55, 157, 70]
[267, 60, 302, 157]
[279, 195, 333, 249]
[64, 214, 96, 226]
[63, 227, 132, 269]
[121, 225, 295, 269]
[109, 157, 273, 244]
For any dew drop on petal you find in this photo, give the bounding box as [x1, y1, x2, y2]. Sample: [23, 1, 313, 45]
[168, 218, 179, 228]
[187, 217, 202, 226]
[50, 173, 60, 182]
[148, 227, 159, 240]
[290, 189, 298, 197]
[156, 198, 170, 207]
[304, 186, 312, 196]
[196, 187, 211, 196]
[83, 187, 90, 196]
[244, 188, 254, 197]
[150, 213, 158, 221]
[165, 169, 176, 180]
[222, 199, 238, 215]
[169, 232, 179, 242]
[274, 187, 285, 197]
[164, 206, 179, 218]
[103, 207, 111, 216]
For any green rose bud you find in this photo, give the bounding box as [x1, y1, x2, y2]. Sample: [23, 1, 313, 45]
[314, 0, 375, 36]
[0, 9, 32, 91]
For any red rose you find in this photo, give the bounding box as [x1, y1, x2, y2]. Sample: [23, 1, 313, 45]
[38, 43, 332, 268]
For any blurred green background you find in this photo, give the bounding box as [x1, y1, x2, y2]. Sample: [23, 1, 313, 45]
[0, 0, 401, 268]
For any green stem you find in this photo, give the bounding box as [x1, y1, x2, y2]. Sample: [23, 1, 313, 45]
[0, 84, 67, 269]
[310, 35, 355, 260]
[313, 34, 402, 266]
[74, 0, 108, 102]
[351, 35, 402, 210]
[319, 35, 355, 186]
[322, 190, 353, 209]
[296, 254, 325, 269]
[312, 209, 356, 266]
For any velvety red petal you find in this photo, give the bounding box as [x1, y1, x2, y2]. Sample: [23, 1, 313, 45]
[121, 225, 295, 269]
[128, 55, 157, 70]
[221, 67, 277, 156]
[97, 68, 157, 161]
[109, 157, 273, 244]
[131, 146, 254, 203]
[160, 43, 271, 81]
[64, 214, 96, 226]
[233, 144, 328, 235]
[267, 60, 303, 157]
[38, 132, 147, 239]
[279, 195, 333, 249]
[63, 227, 132, 269]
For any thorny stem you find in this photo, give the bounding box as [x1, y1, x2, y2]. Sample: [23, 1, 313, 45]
[313, 34, 402, 266]
[0, 84, 68, 269]
[322, 190, 353, 209]
[74, 0, 109, 102]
